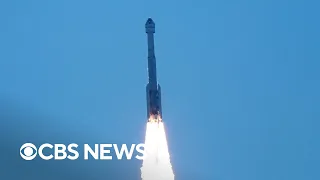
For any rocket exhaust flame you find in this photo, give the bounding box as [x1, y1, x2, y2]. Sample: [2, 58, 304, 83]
[148, 115, 162, 123]
[141, 119, 175, 180]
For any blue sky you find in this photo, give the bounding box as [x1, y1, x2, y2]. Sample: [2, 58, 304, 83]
[0, 0, 319, 180]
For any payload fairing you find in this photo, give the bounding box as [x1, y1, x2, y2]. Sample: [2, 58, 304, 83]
[145, 18, 162, 122]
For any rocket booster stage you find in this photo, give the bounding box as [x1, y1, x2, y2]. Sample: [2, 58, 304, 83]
[145, 18, 162, 122]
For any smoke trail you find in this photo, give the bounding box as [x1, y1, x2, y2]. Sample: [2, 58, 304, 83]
[141, 119, 175, 180]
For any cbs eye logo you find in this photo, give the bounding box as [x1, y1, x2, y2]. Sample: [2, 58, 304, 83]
[20, 143, 37, 160]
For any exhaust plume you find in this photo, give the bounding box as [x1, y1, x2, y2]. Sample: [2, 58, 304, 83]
[141, 119, 174, 180]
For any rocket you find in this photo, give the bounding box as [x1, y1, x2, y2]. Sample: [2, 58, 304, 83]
[145, 18, 162, 122]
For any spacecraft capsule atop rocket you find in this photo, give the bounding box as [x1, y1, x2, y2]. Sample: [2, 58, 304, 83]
[145, 18, 162, 122]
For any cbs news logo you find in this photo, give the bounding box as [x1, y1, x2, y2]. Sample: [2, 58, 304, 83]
[20, 142, 146, 160]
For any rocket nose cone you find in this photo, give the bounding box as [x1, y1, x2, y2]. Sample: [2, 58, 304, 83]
[145, 18, 155, 26]
[145, 17, 155, 33]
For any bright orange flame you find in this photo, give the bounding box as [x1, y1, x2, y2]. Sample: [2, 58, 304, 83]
[148, 115, 162, 123]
